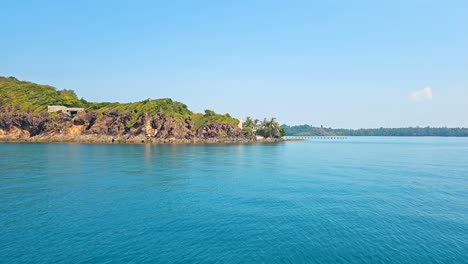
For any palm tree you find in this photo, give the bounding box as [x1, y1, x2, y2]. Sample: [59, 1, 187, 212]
[242, 116, 256, 135]
[259, 118, 269, 137]
[243, 117, 283, 138]
[271, 118, 280, 138]
[253, 119, 260, 131]
[264, 118, 282, 138]
[243, 117, 254, 129]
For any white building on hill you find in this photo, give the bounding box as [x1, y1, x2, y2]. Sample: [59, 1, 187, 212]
[48, 105, 84, 116]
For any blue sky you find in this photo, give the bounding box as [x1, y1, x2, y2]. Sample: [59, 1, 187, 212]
[1, 0, 467, 128]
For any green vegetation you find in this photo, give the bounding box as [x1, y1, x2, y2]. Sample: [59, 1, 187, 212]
[192, 111, 239, 130]
[0, 76, 86, 113]
[281, 124, 468, 137]
[88, 98, 193, 127]
[243, 117, 285, 138]
[0, 76, 240, 130]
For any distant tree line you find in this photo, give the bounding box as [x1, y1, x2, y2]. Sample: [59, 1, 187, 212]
[243, 117, 286, 138]
[281, 125, 468, 137]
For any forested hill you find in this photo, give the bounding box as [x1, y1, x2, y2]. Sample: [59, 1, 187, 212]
[281, 125, 468, 137]
[0, 76, 239, 129]
[0, 76, 246, 143]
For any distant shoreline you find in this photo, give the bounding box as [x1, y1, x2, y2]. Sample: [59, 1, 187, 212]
[284, 135, 468, 138]
[282, 125, 468, 137]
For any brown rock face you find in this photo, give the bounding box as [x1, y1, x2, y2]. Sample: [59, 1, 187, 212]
[152, 114, 194, 139]
[0, 108, 251, 143]
[87, 111, 130, 136]
[196, 123, 243, 139]
[73, 112, 97, 128]
[0, 110, 49, 136]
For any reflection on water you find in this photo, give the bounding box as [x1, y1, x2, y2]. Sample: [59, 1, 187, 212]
[0, 139, 467, 263]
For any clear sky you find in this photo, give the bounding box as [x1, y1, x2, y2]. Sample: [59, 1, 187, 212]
[1, 0, 467, 128]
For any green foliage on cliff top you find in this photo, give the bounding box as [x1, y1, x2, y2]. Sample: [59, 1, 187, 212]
[90, 98, 191, 116]
[0, 76, 86, 113]
[89, 98, 193, 127]
[0, 76, 240, 129]
[192, 112, 239, 130]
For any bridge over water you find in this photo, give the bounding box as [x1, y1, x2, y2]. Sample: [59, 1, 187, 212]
[284, 136, 348, 141]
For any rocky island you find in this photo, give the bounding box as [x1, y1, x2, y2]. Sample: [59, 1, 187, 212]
[0, 76, 281, 144]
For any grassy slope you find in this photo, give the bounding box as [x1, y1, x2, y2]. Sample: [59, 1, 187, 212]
[0, 77, 85, 113]
[0, 76, 239, 130]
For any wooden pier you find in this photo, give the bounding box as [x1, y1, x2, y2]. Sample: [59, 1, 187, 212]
[284, 136, 348, 141]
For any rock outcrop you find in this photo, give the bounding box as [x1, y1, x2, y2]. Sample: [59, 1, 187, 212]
[0, 76, 267, 144]
[0, 108, 254, 143]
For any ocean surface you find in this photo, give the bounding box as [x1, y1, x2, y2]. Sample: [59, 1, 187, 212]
[1, 138, 467, 263]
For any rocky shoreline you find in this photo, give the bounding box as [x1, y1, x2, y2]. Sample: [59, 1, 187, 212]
[0, 135, 290, 144]
[0, 77, 296, 145]
[0, 109, 293, 144]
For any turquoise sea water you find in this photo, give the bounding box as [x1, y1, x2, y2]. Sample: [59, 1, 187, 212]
[1, 138, 467, 263]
